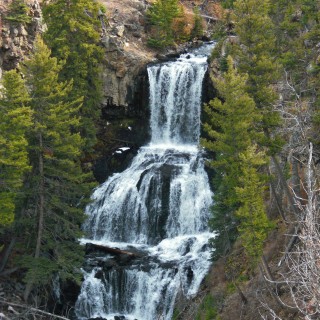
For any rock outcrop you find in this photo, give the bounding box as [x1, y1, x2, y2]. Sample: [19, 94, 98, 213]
[99, 0, 156, 116]
[0, 0, 45, 81]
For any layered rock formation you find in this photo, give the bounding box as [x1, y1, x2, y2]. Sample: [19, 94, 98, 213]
[0, 0, 45, 81]
[100, 0, 156, 114]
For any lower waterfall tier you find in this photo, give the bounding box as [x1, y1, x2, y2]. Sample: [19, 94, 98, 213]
[75, 146, 214, 320]
[76, 233, 213, 320]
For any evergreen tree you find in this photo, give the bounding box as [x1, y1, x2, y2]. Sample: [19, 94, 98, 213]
[203, 57, 274, 261]
[0, 71, 32, 226]
[232, 0, 282, 153]
[147, 0, 182, 48]
[191, 6, 204, 40]
[202, 57, 262, 259]
[5, 0, 32, 24]
[235, 145, 274, 263]
[42, 0, 104, 150]
[17, 36, 93, 299]
[271, 0, 320, 146]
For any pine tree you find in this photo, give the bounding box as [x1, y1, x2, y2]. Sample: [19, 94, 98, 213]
[202, 57, 262, 259]
[191, 6, 204, 40]
[235, 145, 274, 263]
[5, 0, 32, 24]
[203, 57, 274, 261]
[232, 0, 282, 154]
[42, 0, 104, 150]
[271, 0, 320, 146]
[16, 36, 93, 299]
[0, 71, 32, 226]
[147, 0, 182, 48]
[202, 56, 261, 193]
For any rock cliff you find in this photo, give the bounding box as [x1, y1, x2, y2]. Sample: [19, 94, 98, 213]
[100, 0, 155, 114]
[0, 0, 45, 81]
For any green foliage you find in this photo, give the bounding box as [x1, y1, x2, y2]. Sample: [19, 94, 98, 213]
[5, 0, 31, 24]
[99, 5, 107, 14]
[43, 0, 104, 151]
[221, 0, 236, 9]
[235, 146, 274, 263]
[202, 56, 261, 188]
[232, 0, 282, 153]
[232, 0, 279, 100]
[202, 57, 264, 260]
[191, 7, 204, 39]
[0, 71, 32, 226]
[195, 294, 220, 320]
[146, 0, 182, 48]
[269, 0, 320, 143]
[209, 173, 239, 260]
[15, 36, 94, 287]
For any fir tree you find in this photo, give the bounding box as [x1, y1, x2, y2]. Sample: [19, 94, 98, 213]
[147, 0, 182, 48]
[235, 145, 274, 263]
[203, 57, 274, 261]
[232, 0, 282, 153]
[191, 6, 204, 40]
[0, 71, 32, 226]
[17, 36, 94, 299]
[202, 56, 262, 259]
[42, 0, 104, 150]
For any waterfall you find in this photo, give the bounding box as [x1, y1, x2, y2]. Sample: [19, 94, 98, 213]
[75, 43, 215, 320]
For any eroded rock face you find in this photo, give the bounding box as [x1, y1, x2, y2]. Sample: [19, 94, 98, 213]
[0, 0, 45, 81]
[100, 0, 157, 115]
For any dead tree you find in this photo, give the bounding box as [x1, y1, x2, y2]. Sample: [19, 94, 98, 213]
[262, 143, 320, 319]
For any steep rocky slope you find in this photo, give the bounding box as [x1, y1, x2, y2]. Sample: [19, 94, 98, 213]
[0, 0, 44, 80]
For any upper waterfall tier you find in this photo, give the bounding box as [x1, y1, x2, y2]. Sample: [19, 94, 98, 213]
[148, 54, 208, 146]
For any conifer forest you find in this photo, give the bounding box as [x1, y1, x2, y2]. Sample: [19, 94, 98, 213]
[0, 0, 319, 319]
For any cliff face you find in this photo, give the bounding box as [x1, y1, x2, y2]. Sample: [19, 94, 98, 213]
[100, 0, 154, 114]
[0, 0, 44, 80]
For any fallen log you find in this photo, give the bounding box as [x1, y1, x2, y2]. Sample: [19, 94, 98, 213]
[199, 14, 220, 22]
[0, 267, 19, 277]
[0, 300, 69, 320]
[85, 243, 138, 257]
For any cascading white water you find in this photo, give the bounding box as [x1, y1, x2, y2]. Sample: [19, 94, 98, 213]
[75, 43, 215, 320]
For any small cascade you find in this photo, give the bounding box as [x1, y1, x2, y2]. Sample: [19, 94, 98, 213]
[75, 43, 215, 320]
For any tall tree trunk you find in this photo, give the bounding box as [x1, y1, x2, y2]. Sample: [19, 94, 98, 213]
[0, 237, 16, 273]
[35, 132, 44, 260]
[261, 254, 275, 282]
[234, 283, 248, 304]
[271, 155, 300, 218]
[268, 166, 287, 222]
[24, 132, 45, 302]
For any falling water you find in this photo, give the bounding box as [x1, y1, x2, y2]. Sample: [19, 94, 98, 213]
[75, 43, 215, 320]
